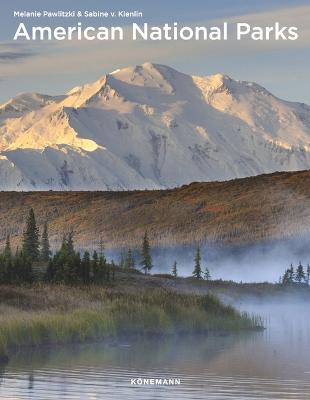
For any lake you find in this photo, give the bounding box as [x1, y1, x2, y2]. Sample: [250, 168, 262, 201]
[0, 299, 309, 399]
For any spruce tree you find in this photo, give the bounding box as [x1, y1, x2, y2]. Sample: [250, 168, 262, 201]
[288, 264, 295, 282]
[192, 246, 202, 279]
[172, 261, 178, 278]
[140, 231, 153, 274]
[45, 258, 56, 282]
[3, 235, 13, 283]
[52, 249, 66, 283]
[125, 248, 135, 269]
[81, 251, 91, 284]
[18, 251, 33, 283]
[4, 235, 12, 260]
[282, 268, 291, 285]
[22, 208, 40, 261]
[99, 237, 104, 257]
[64, 253, 80, 284]
[296, 262, 306, 283]
[106, 261, 111, 282]
[111, 260, 116, 281]
[40, 222, 51, 262]
[52, 233, 78, 283]
[66, 230, 75, 256]
[92, 250, 99, 281]
[0, 254, 5, 283]
[0, 237, 12, 284]
[98, 251, 107, 282]
[307, 264, 310, 285]
[204, 265, 211, 281]
[59, 234, 68, 255]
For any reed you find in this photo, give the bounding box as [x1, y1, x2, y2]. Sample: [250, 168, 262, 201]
[0, 284, 263, 355]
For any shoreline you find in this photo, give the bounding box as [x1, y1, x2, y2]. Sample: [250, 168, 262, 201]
[0, 278, 263, 359]
[0, 326, 264, 364]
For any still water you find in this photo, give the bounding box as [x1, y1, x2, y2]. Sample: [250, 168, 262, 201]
[0, 301, 310, 400]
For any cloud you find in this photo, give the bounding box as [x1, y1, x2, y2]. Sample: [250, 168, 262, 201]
[4, 5, 308, 68]
[0, 43, 39, 63]
[0, 50, 36, 62]
[219, 4, 310, 52]
[0, 4, 309, 97]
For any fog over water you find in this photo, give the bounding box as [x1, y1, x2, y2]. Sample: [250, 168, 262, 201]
[1, 295, 310, 399]
[104, 237, 310, 282]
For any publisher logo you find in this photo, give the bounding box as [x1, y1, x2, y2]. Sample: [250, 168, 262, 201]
[130, 377, 181, 386]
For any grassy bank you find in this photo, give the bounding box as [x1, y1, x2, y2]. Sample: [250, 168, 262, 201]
[0, 283, 262, 356]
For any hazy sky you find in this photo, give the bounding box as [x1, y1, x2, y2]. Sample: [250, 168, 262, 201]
[0, 0, 309, 104]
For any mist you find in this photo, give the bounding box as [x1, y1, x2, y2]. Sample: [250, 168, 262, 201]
[103, 237, 310, 283]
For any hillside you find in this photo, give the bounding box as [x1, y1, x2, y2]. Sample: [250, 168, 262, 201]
[0, 63, 310, 190]
[0, 170, 309, 250]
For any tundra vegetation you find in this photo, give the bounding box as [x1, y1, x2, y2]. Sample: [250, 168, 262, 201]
[0, 171, 309, 251]
[0, 209, 263, 357]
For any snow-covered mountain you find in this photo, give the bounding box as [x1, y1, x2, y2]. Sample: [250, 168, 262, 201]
[0, 62, 310, 190]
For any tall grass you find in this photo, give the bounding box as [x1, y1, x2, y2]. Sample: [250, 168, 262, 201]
[0, 285, 263, 355]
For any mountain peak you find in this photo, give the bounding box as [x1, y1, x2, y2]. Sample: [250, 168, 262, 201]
[106, 62, 176, 94]
[0, 63, 309, 190]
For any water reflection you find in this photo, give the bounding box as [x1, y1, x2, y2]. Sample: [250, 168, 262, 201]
[0, 300, 310, 399]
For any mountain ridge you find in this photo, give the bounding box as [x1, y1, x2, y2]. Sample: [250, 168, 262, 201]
[0, 62, 310, 190]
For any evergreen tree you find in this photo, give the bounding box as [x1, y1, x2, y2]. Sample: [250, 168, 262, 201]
[22, 208, 40, 261]
[282, 264, 295, 285]
[14, 250, 33, 283]
[282, 268, 291, 285]
[0, 208, 124, 286]
[40, 222, 51, 262]
[1, 238, 33, 284]
[125, 248, 135, 269]
[59, 234, 68, 255]
[99, 237, 104, 258]
[172, 261, 178, 278]
[4, 235, 12, 260]
[296, 262, 306, 283]
[92, 250, 99, 281]
[288, 264, 295, 282]
[45, 258, 56, 282]
[111, 260, 116, 281]
[11, 247, 20, 283]
[66, 230, 75, 256]
[64, 252, 80, 284]
[192, 246, 202, 279]
[81, 251, 91, 284]
[307, 264, 310, 285]
[140, 231, 153, 274]
[204, 265, 211, 281]
[0, 253, 10, 284]
[97, 252, 107, 283]
[2, 235, 13, 283]
[49, 233, 79, 284]
[0, 254, 5, 283]
[52, 250, 66, 283]
[106, 259, 111, 282]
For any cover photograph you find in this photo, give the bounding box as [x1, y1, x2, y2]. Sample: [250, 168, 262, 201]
[0, 0, 309, 399]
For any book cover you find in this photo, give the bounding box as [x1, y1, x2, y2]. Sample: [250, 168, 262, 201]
[0, 1, 309, 399]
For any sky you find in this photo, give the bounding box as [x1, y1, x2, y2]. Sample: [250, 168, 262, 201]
[0, 0, 309, 104]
